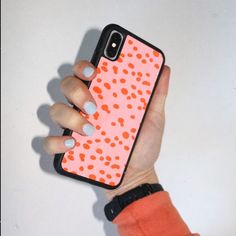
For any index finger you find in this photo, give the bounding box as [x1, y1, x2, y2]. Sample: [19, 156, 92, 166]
[72, 60, 97, 81]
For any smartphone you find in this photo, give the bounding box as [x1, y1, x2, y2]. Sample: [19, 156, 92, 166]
[54, 24, 165, 189]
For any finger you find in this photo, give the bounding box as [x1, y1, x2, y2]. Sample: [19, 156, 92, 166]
[157, 65, 170, 96]
[43, 136, 76, 155]
[72, 60, 97, 81]
[49, 103, 95, 136]
[60, 76, 97, 115]
[148, 65, 171, 115]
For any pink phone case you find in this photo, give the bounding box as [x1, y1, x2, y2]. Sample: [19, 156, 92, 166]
[54, 24, 165, 189]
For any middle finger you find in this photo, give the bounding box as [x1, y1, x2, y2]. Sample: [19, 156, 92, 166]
[60, 76, 97, 115]
[49, 103, 95, 136]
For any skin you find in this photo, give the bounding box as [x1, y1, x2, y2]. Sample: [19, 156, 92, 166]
[44, 60, 171, 200]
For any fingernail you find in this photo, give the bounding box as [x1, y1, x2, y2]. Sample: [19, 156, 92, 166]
[83, 101, 97, 115]
[64, 139, 75, 148]
[83, 66, 94, 78]
[83, 123, 95, 136]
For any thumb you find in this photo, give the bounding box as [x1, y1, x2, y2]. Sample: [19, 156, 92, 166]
[147, 65, 171, 118]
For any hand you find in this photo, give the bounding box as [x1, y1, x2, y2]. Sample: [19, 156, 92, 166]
[43, 60, 170, 200]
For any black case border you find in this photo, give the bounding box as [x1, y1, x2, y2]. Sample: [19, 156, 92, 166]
[54, 24, 165, 189]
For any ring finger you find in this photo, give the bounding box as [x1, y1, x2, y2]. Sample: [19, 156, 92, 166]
[60, 61, 98, 115]
[49, 103, 95, 136]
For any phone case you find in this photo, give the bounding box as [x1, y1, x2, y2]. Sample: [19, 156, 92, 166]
[54, 24, 165, 189]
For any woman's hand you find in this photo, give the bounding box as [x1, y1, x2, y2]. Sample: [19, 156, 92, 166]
[43, 60, 170, 199]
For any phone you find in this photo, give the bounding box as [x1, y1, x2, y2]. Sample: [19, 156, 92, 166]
[54, 24, 165, 189]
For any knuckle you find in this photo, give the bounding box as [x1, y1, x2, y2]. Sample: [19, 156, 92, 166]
[73, 60, 87, 68]
[67, 112, 87, 133]
[60, 76, 74, 92]
[61, 76, 84, 99]
[70, 112, 84, 128]
[164, 65, 171, 76]
[72, 62, 82, 74]
[49, 103, 64, 118]
[43, 137, 49, 147]
[73, 60, 94, 74]
[80, 59, 88, 64]
[43, 137, 52, 154]
[70, 85, 83, 100]
[165, 65, 171, 72]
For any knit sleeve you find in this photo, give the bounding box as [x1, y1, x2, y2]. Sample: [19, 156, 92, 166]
[113, 191, 199, 236]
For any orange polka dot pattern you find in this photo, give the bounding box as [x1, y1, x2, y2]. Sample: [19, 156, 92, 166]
[62, 35, 164, 187]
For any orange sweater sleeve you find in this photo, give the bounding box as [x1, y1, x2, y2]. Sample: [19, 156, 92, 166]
[113, 191, 199, 236]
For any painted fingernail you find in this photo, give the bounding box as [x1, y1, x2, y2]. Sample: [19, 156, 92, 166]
[64, 139, 75, 148]
[83, 66, 94, 78]
[83, 123, 95, 136]
[83, 101, 97, 115]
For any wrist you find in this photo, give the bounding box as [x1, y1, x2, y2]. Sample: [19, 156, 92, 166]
[105, 168, 159, 200]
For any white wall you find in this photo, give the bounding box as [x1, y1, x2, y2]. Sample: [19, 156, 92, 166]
[2, 0, 236, 235]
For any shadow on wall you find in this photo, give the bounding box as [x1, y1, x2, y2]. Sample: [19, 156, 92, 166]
[31, 28, 118, 236]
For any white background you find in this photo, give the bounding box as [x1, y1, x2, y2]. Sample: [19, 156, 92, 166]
[2, 0, 236, 235]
